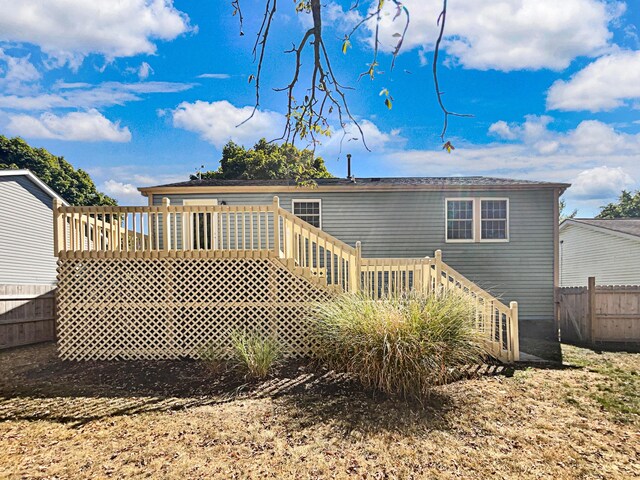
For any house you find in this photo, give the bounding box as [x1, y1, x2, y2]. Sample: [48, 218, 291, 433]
[0, 169, 66, 349]
[560, 218, 640, 287]
[137, 175, 570, 356]
[0, 169, 68, 284]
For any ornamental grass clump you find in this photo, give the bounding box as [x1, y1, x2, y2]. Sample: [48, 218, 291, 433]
[229, 330, 281, 379]
[312, 290, 485, 402]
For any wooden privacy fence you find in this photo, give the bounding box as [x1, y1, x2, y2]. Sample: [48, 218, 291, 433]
[53, 197, 519, 362]
[559, 277, 640, 345]
[0, 284, 56, 349]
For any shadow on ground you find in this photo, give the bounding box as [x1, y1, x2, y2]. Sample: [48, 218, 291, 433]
[0, 342, 517, 432]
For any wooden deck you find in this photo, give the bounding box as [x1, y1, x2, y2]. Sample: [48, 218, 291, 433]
[53, 197, 519, 362]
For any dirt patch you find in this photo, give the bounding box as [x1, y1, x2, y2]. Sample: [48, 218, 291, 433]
[1, 343, 639, 479]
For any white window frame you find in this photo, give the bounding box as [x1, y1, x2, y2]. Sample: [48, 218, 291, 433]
[445, 197, 510, 243]
[291, 198, 322, 229]
[479, 197, 510, 243]
[445, 198, 476, 243]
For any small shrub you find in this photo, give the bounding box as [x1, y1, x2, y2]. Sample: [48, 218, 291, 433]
[230, 330, 281, 379]
[198, 344, 228, 375]
[312, 290, 485, 402]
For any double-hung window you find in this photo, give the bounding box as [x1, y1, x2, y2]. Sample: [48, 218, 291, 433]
[480, 199, 508, 241]
[292, 199, 322, 228]
[446, 199, 474, 241]
[446, 198, 509, 243]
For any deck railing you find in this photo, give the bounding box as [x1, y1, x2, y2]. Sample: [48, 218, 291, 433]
[53, 196, 519, 361]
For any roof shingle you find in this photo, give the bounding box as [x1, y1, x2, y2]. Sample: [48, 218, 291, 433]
[141, 176, 569, 190]
[570, 218, 640, 238]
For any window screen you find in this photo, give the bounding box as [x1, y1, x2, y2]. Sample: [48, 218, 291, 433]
[447, 200, 474, 240]
[293, 200, 321, 228]
[481, 200, 508, 240]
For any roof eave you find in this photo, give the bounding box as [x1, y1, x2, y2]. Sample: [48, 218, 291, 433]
[0, 169, 69, 206]
[560, 219, 640, 242]
[139, 182, 571, 196]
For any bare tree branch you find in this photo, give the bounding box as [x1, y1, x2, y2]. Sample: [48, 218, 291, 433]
[237, 0, 276, 127]
[433, 0, 473, 141]
[230, 0, 244, 36]
[236, 0, 468, 153]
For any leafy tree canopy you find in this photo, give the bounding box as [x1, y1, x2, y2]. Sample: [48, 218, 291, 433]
[0, 135, 116, 206]
[597, 190, 640, 219]
[191, 139, 334, 183]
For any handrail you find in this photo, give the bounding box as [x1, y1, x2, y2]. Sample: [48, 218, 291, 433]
[53, 196, 519, 361]
[275, 198, 359, 292]
[359, 251, 519, 361]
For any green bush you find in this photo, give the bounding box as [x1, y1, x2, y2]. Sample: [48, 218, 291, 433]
[229, 330, 281, 379]
[312, 290, 486, 402]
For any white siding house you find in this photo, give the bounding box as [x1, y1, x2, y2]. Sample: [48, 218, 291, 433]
[0, 170, 68, 284]
[560, 219, 640, 287]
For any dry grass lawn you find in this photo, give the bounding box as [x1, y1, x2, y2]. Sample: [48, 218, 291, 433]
[1, 343, 638, 479]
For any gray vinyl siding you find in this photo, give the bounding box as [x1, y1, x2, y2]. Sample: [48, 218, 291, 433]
[154, 188, 556, 322]
[560, 224, 640, 287]
[0, 176, 57, 284]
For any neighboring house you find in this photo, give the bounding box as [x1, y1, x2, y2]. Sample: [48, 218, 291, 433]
[560, 218, 640, 287]
[0, 169, 68, 284]
[139, 176, 569, 341]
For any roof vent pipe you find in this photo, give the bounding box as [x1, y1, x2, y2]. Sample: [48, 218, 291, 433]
[347, 153, 352, 180]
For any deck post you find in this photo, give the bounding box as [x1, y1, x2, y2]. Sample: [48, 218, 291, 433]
[162, 197, 170, 253]
[272, 196, 281, 257]
[351, 241, 362, 293]
[434, 249, 442, 290]
[52, 198, 64, 257]
[510, 301, 520, 362]
[423, 257, 431, 294]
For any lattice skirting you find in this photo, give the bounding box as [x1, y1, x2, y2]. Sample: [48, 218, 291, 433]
[56, 258, 332, 360]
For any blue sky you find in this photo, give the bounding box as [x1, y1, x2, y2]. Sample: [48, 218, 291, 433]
[0, 1, 639, 214]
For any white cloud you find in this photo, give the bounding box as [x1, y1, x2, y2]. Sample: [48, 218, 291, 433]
[547, 50, 640, 111]
[0, 0, 193, 68]
[489, 116, 640, 156]
[488, 121, 518, 140]
[197, 73, 231, 79]
[170, 100, 403, 155]
[171, 100, 285, 149]
[369, 0, 622, 71]
[137, 62, 154, 80]
[0, 81, 192, 110]
[318, 119, 405, 156]
[0, 49, 41, 94]
[88, 166, 186, 204]
[102, 180, 143, 204]
[6, 109, 132, 142]
[126, 62, 154, 80]
[571, 166, 635, 199]
[381, 116, 640, 214]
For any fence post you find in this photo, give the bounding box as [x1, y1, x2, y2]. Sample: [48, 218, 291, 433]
[587, 276, 596, 343]
[510, 301, 520, 362]
[162, 197, 170, 253]
[272, 196, 281, 257]
[435, 249, 442, 290]
[52, 198, 64, 257]
[423, 257, 431, 294]
[351, 241, 362, 293]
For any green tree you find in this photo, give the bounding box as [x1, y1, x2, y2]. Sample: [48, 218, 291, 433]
[0, 135, 116, 206]
[192, 139, 334, 184]
[597, 190, 640, 219]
